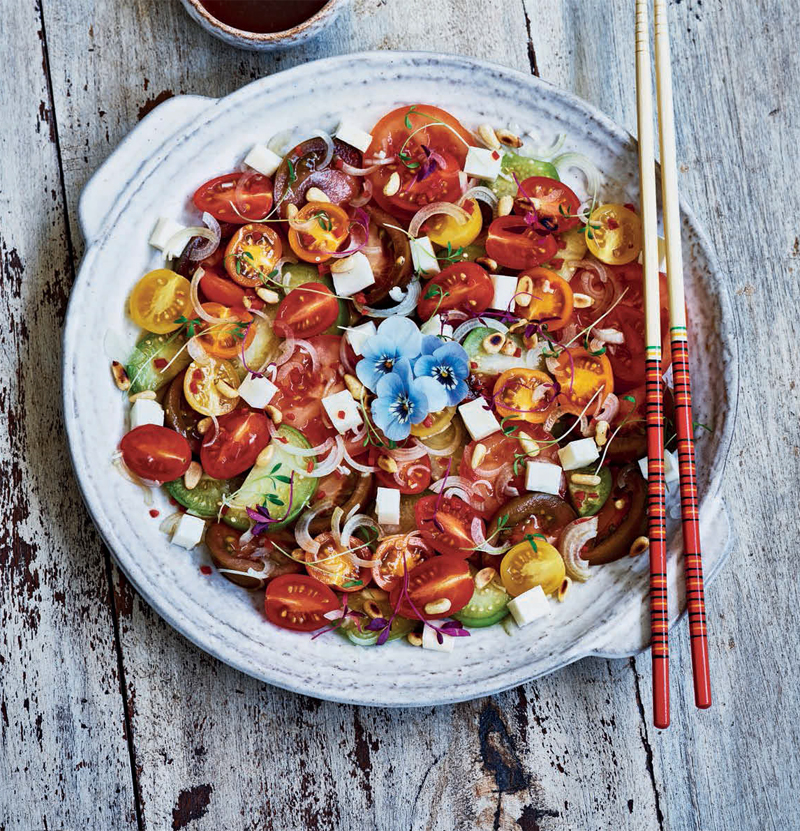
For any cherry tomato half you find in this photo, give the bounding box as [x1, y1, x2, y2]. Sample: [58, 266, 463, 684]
[195, 303, 255, 360]
[164, 371, 204, 454]
[288, 202, 350, 264]
[425, 199, 483, 249]
[205, 523, 301, 589]
[120, 425, 192, 483]
[366, 105, 475, 220]
[388, 555, 474, 620]
[415, 494, 484, 558]
[265, 574, 339, 632]
[598, 304, 647, 390]
[493, 368, 557, 424]
[372, 450, 432, 495]
[515, 267, 574, 331]
[199, 267, 254, 310]
[193, 171, 274, 224]
[129, 269, 192, 334]
[585, 204, 642, 265]
[300, 532, 371, 592]
[416, 262, 494, 321]
[514, 176, 581, 233]
[500, 538, 565, 597]
[200, 408, 271, 479]
[552, 347, 615, 416]
[371, 534, 433, 592]
[275, 282, 339, 338]
[224, 224, 282, 288]
[183, 358, 241, 417]
[485, 216, 558, 271]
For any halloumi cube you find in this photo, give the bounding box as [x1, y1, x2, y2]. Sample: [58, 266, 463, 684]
[331, 252, 375, 297]
[237, 373, 278, 409]
[130, 398, 164, 430]
[638, 448, 679, 484]
[422, 624, 456, 652]
[490, 274, 518, 311]
[463, 146, 503, 181]
[335, 120, 373, 154]
[171, 513, 206, 549]
[558, 437, 600, 471]
[344, 321, 376, 356]
[149, 217, 186, 257]
[376, 486, 401, 526]
[243, 143, 283, 177]
[507, 585, 553, 627]
[525, 461, 562, 496]
[458, 397, 501, 441]
[322, 389, 363, 434]
[410, 236, 440, 276]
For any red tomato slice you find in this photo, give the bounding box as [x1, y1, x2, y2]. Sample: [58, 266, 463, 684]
[552, 347, 615, 416]
[515, 176, 581, 232]
[120, 425, 192, 483]
[599, 304, 647, 390]
[416, 262, 495, 321]
[515, 267, 574, 331]
[414, 494, 484, 558]
[371, 534, 433, 591]
[485, 216, 559, 271]
[366, 105, 475, 220]
[388, 555, 474, 620]
[276, 282, 339, 338]
[264, 574, 339, 632]
[200, 408, 271, 479]
[193, 172, 274, 224]
[372, 450, 432, 495]
[287, 203, 350, 264]
[199, 267, 263, 312]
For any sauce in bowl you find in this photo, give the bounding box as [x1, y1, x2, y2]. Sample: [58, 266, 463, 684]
[198, 0, 330, 34]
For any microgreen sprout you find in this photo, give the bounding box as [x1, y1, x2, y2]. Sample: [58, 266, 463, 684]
[174, 315, 203, 338]
[423, 284, 449, 318]
[436, 241, 465, 265]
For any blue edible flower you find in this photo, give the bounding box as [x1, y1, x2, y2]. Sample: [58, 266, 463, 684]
[356, 316, 423, 392]
[413, 341, 470, 408]
[371, 359, 443, 441]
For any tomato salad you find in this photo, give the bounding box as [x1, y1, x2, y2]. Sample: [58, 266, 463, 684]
[114, 105, 680, 651]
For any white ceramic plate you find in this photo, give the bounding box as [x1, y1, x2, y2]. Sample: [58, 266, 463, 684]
[64, 52, 737, 707]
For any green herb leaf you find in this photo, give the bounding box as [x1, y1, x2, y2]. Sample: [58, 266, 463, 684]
[287, 158, 296, 184]
[342, 580, 363, 589]
[273, 474, 292, 484]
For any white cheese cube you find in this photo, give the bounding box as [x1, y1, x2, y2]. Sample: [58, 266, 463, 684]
[322, 389, 363, 434]
[243, 143, 283, 178]
[638, 449, 679, 484]
[490, 274, 519, 312]
[458, 397, 501, 442]
[410, 236, 440, 276]
[171, 513, 206, 549]
[507, 585, 553, 627]
[237, 373, 278, 409]
[344, 321, 376, 356]
[331, 252, 375, 297]
[422, 624, 455, 653]
[638, 235, 667, 272]
[558, 437, 600, 471]
[149, 217, 186, 256]
[375, 486, 401, 526]
[525, 461, 563, 496]
[420, 314, 454, 339]
[463, 146, 503, 181]
[130, 398, 164, 430]
[335, 120, 374, 154]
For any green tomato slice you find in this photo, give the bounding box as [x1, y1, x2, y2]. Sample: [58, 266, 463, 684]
[336, 588, 416, 646]
[453, 570, 510, 628]
[126, 331, 190, 394]
[164, 475, 242, 519]
[490, 151, 560, 199]
[567, 465, 613, 517]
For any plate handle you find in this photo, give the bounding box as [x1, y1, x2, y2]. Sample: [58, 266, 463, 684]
[78, 94, 215, 245]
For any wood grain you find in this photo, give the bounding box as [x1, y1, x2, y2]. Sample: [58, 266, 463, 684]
[1, 0, 797, 828]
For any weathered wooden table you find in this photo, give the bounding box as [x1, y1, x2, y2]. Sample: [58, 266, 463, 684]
[1, 0, 797, 828]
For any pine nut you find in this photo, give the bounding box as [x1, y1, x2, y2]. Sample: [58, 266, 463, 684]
[184, 461, 202, 490]
[407, 632, 423, 647]
[216, 380, 239, 399]
[516, 275, 534, 307]
[256, 287, 280, 304]
[573, 293, 594, 309]
[330, 255, 356, 274]
[500, 340, 516, 356]
[523, 333, 539, 350]
[471, 443, 487, 469]
[571, 472, 602, 487]
[363, 600, 383, 619]
[498, 194, 514, 217]
[614, 498, 626, 510]
[129, 390, 157, 402]
[111, 361, 130, 391]
[241, 296, 252, 309]
[197, 417, 213, 435]
[482, 332, 505, 354]
[595, 420, 609, 447]
[266, 405, 283, 425]
[474, 567, 498, 591]
[255, 445, 275, 468]
[629, 536, 650, 558]
[306, 187, 330, 203]
[344, 374, 365, 400]
[383, 171, 401, 196]
[496, 129, 523, 148]
[557, 576, 572, 602]
[478, 123, 501, 150]
[424, 598, 451, 615]
[395, 255, 407, 267]
[518, 431, 540, 457]
[476, 256, 498, 273]
[377, 455, 398, 474]
[286, 203, 299, 220]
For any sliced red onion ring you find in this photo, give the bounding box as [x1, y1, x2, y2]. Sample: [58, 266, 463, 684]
[189, 212, 222, 260]
[341, 158, 394, 176]
[354, 281, 421, 318]
[190, 267, 235, 324]
[273, 331, 298, 367]
[444, 486, 473, 503]
[304, 437, 346, 478]
[295, 498, 336, 554]
[495, 467, 520, 499]
[409, 202, 470, 238]
[429, 475, 479, 495]
[312, 129, 334, 170]
[458, 187, 499, 212]
[187, 336, 211, 366]
[342, 445, 377, 474]
[281, 437, 334, 458]
[331, 506, 345, 548]
[595, 392, 619, 423]
[560, 516, 598, 581]
[470, 517, 511, 556]
[158, 511, 184, 536]
[340, 514, 382, 565]
[452, 318, 508, 343]
[552, 152, 601, 198]
[387, 442, 429, 462]
[164, 225, 217, 261]
[349, 177, 374, 207]
[292, 339, 320, 374]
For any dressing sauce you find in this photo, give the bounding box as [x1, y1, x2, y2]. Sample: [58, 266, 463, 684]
[198, 0, 330, 34]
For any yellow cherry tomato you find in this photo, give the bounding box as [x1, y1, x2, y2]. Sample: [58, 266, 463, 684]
[425, 199, 483, 250]
[410, 406, 456, 438]
[183, 358, 240, 417]
[129, 269, 192, 334]
[288, 202, 350, 264]
[585, 204, 642, 265]
[500, 538, 566, 597]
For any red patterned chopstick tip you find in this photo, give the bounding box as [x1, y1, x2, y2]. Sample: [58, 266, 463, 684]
[670, 337, 712, 709]
[646, 357, 670, 728]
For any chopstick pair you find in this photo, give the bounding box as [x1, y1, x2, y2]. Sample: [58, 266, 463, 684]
[634, 0, 711, 729]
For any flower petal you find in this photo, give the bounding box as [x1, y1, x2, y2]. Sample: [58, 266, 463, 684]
[420, 334, 443, 356]
[414, 375, 448, 413]
[356, 357, 384, 392]
[445, 378, 470, 406]
[413, 354, 438, 379]
[433, 342, 470, 378]
[378, 316, 422, 360]
[391, 357, 415, 389]
[375, 368, 406, 400]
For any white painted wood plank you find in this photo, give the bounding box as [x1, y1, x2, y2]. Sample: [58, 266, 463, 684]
[0, 2, 138, 829]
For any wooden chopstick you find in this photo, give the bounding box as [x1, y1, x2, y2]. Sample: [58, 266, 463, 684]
[635, 0, 670, 729]
[653, 0, 712, 710]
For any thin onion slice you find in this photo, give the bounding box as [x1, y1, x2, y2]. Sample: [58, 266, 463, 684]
[295, 498, 336, 554]
[470, 517, 511, 556]
[552, 152, 601, 198]
[187, 336, 212, 366]
[560, 516, 598, 581]
[304, 437, 346, 478]
[458, 186, 499, 212]
[164, 226, 217, 260]
[189, 213, 221, 261]
[595, 392, 619, 423]
[342, 445, 377, 474]
[158, 511, 184, 536]
[453, 317, 508, 343]
[281, 437, 334, 458]
[190, 267, 238, 324]
[386, 442, 429, 462]
[311, 129, 334, 170]
[340, 513, 382, 565]
[409, 202, 470, 238]
[429, 475, 480, 495]
[349, 177, 374, 207]
[331, 506, 345, 548]
[355, 281, 421, 318]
